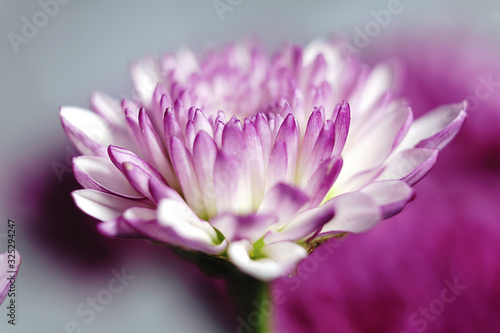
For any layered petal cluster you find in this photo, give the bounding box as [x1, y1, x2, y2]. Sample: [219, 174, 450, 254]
[274, 31, 500, 332]
[60, 40, 466, 280]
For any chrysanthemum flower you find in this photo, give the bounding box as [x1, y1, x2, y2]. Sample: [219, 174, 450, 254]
[0, 251, 20, 305]
[60, 40, 466, 281]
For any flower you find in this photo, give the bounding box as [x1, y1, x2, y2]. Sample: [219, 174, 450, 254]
[60, 40, 466, 281]
[273, 31, 500, 332]
[0, 251, 20, 305]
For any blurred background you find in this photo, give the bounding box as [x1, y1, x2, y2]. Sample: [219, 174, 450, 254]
[1, 0, 499, 332]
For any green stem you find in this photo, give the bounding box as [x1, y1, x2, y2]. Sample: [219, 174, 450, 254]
[226, 271, 271, 333]
[170, 248, 272, 332]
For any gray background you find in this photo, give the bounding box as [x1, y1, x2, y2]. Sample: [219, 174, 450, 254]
[0, 0, 499, 332]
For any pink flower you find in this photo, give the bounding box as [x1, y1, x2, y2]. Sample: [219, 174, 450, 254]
[60, 40, 466, 280]
[273, 31, 500, 332]
[0, 251, 20, 306]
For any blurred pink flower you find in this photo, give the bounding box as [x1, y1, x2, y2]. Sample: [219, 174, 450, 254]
[273, 31, 500, 332]
[60, 40, 465, 281]
[0, 251, 20, 305]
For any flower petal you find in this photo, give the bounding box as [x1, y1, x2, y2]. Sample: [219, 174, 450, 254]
[265, 141, 288, 191]
[255, 112, 272, 166]
[301, 121, 336, 187]
[90, 92, 126, 127]
[108, 145, 164, 181]
[147, 178, 184, 203]
[130, 56, 160, 107]
[121, 162, 160, 202]
[275, 113, 299, 182]
[303, 157, 343, 207]
[258, 183, 309, 225]
[359, 180, 415, 219]
[396, 101, 467, 151]
[138, 108, 180, 190]
[149, 84, 172, 134]
[332, 101, 351, 156]
[155, 200, 225, 253]
[170, 136, 205, 216]
[227, 240, 307, 281]
[319, 192, 382, 235]
[164, 107, 183, 145]
[72, 189, 152, 222]
[355, 62, 398, 117]
[209, 213, 276, 243]
[243, 119, 266, 207]
[303, 39, 345, 87]
[124, 107, 144, 148]
[124, 207, 225, 254]
[97, 216, 143, 238]
[339, 106, 412, 184]
[264, 203, 335, 243]
[214, 150, 241, 214]
[193, 109, 213, 136]
[192, 131, 218, 217]
[60, 106, 131, 156]
[73, 156, 144, 199]
[297, 107, 324, 179]
[377, 148, 439, 185]
[158, 199, 217, 241]
[108, 145, 168, 201]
